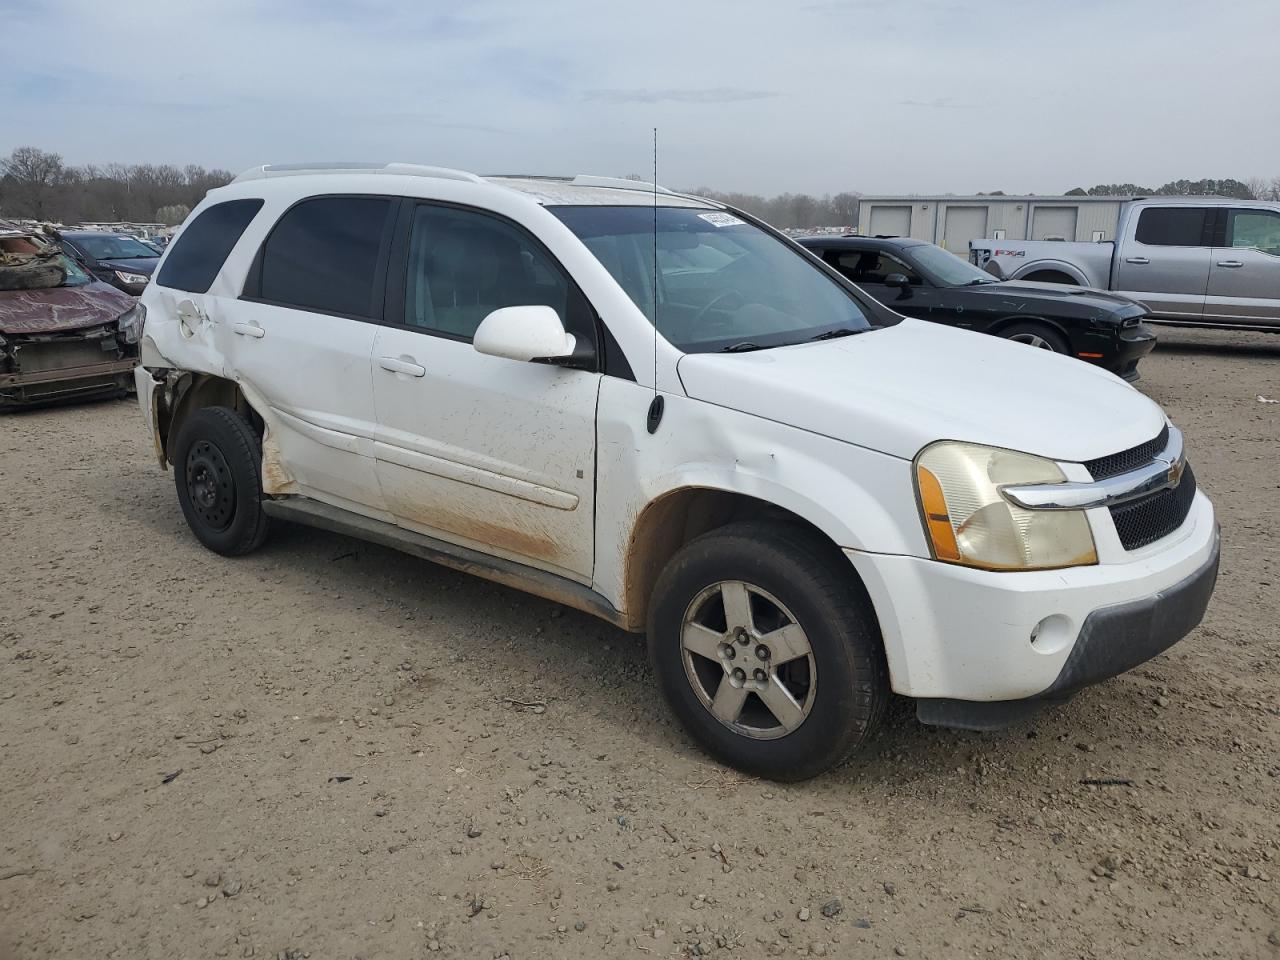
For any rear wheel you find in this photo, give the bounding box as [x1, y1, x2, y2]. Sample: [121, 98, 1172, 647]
[648, 521, 888, 781]
[173, 406, 269, 556]
[1000, 320, 1070, 355]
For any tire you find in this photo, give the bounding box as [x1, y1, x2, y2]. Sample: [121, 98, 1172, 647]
[1022, 271, 1078, 286]
[999, 320, 1070, 355]
[172, 406, 269, 556]
[647, 521, 888, 781]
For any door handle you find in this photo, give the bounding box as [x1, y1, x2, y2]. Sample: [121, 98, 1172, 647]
[232, 321, 265, 338]
[1216, 260, 1244, 268]
[378, 356, 426, 378]
[1125, 257, 1150, 265]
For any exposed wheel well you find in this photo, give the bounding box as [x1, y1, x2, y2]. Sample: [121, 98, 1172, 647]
[1021, 270, 1078, 285]
[622, 488, 853, 632]
[158, 373, 260, 465]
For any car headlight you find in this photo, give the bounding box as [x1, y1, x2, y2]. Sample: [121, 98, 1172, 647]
[115, 270, 149, 286]
[915, 441, 1097, 571]
[117, 302, 146, 344]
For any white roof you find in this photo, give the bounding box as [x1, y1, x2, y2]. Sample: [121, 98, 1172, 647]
[230, 162, 717, 208]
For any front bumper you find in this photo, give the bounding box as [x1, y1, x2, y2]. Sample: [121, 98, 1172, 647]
[1108, 322, 1157, 382]
[845, 490, 1218, 719]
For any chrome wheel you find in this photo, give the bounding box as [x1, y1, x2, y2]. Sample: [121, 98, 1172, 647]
[1009, 332, 1054, 350]
[680, 581, 817, 740]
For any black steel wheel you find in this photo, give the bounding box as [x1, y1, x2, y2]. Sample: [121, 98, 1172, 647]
[172, 406, 269, 556]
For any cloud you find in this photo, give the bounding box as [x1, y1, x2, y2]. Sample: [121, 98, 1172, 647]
[898, 98, 980, 110]
[583, 88, 779, 105]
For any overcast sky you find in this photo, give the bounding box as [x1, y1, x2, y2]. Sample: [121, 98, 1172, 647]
[3, 0, 1277, 196]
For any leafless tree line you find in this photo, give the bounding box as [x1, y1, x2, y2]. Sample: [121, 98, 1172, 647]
[0, 146, 233, 226]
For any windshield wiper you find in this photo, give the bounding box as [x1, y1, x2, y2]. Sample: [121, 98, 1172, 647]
[721, 341, 765, 353]
[809, 327, 861, 341]
[962, 278, 997, 286]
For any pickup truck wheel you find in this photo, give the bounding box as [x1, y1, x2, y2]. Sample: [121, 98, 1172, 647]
[648, 521, 888, 781]
[173, 406, 269, 556]
[1000, 321, 1069, 355]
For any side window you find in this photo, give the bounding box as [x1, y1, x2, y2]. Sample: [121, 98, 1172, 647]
[258, 196, 392, 318]
[834, 250, 920, 284]
[157, 198, 263, 293]
[403, 204, 578, 342]
[1134, 207, 1209, 247]
[1228, 210, 1280, 256]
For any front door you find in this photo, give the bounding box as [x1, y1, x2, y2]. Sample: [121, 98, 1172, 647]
[370, 201, 602, 580]
[1204, 207, 1280, 326]
[1113, 206, 1212, 320]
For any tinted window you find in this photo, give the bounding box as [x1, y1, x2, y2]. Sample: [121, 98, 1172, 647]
[1135, 207, 1208, 247]
[259, 196, 392, 317]
[830, 250, 921, 285]
[404, 204, 573, 340]
[157, 199, 263, 293]
[1229, 209, 1280, 256]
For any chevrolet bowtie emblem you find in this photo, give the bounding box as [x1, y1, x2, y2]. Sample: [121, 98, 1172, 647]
[1166, 457, 1185, 487]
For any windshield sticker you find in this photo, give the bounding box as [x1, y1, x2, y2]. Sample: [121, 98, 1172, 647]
[697, 212, 745, 228]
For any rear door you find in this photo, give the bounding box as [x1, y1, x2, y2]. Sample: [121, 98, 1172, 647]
[370, 201, 602, 580]
[232, 195, 395, 513]
[1204, 207, 1280, 326]
[1113, 206, 1211, 320]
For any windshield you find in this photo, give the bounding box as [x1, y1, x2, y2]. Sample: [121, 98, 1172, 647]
[61, 254, 92, 286]
[74, 235, 160, 260]
[550, 206, 872, 352]
[910, 243, 998, 286]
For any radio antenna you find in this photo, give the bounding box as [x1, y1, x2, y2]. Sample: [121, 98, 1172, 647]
[646, 126, 664, 434]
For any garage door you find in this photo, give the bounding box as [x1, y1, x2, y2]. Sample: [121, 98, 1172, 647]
[942, 206, 988, 253]
[1031, 206, 1079, 241]
[868, 205, 911, 238]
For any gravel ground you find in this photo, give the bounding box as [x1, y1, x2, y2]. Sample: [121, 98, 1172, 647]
[1, 327, 1278, 960]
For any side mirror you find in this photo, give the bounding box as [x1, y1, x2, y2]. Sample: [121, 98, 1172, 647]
[473, 305, 576, 363]
[884, 273, 913, 298]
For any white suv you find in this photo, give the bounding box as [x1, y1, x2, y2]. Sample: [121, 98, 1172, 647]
[134, 163, 1219, 780]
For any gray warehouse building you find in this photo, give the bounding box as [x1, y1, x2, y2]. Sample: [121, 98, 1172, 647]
[856, 195, 1135, 253]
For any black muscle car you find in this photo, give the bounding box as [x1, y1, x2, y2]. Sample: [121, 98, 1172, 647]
[797, 235, 1156, 380]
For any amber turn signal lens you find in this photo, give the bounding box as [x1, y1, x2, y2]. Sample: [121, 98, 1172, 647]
[916, 464, 961, 561]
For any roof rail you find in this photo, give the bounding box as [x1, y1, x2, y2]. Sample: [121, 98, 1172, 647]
[232, 162, 485, 184]
[570, 174, 673, 195]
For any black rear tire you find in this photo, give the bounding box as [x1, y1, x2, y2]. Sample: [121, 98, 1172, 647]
[173, 406, 269, 556]
[999, 320, 1070, 355]
[647, 521, 888, 782]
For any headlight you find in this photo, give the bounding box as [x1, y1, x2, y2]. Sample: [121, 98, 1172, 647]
[915, 441, 1097, 571]
[115, 270, 149, 286]
[117, 302, 146, 344]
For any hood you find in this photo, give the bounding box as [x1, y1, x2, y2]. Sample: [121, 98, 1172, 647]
[983, 280, 1147, 318]
[0, 281, 135, 334]
[676, 317, 1165, 463]
[97, 257, 159, 275]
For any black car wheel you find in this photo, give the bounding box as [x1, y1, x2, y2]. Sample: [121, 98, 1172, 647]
[648, 521, 888, 782]
[173, 406, 269, 556]
[1000, 321, 1069, 355]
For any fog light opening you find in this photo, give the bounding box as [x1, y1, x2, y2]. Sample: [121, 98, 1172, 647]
[1029, 614, 1074, 655]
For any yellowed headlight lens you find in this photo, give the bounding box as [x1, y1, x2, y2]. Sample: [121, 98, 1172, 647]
[915, 441, 1097, 571]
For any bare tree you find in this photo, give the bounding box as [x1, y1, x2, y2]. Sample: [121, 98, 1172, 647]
[0, 146, 68, 219]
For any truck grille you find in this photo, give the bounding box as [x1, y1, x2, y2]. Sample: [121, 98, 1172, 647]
[1084, 425, 1169, 480]
[1109, 464, 1197, 550]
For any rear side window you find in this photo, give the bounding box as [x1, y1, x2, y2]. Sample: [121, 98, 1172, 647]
[258, 196, 393, 318]
[157, 199, 263, 293]
[1134, 207, 1209, 247]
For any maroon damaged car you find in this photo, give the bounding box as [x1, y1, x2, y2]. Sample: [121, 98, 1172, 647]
[1, 223, 142, 408]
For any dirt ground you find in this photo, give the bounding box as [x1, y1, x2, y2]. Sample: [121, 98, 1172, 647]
[2, 327, 1278, 960]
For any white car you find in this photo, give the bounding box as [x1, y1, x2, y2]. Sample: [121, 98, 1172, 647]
[133, 163, 1219, 780]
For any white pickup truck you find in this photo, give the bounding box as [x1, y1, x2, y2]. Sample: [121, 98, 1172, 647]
[971, 197, 1280, 330]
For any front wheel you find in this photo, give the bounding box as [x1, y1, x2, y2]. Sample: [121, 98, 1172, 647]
[648, 522, 888, 781]
[172, 406, 269, 556]
[999, 320, 1069, 355]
